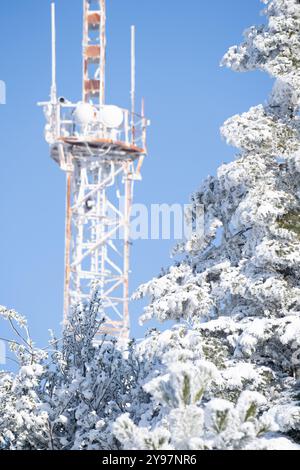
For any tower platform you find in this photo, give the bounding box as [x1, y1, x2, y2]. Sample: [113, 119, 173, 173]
[42, 100, 148, 167]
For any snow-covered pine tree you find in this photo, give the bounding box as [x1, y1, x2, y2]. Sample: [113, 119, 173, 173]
[0, 297, 134, 450]
[3, 299, 293, 451]
[115, 328, 299, 450]
[126, 0, 300, 446]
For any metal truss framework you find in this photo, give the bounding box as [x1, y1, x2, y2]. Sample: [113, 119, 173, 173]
[40, 0, 148, 341]
[64, 151, 136, 340]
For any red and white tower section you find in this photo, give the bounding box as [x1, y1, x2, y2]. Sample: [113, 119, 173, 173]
[40, 0, 149, 341]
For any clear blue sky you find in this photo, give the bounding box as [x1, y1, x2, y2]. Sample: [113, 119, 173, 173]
[0, 0, 272, 352]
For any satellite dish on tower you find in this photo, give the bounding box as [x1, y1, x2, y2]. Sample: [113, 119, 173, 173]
[100, 105, 124, 128]
[74, 102, 96, 124]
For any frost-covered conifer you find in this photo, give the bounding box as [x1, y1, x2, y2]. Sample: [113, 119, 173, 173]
[133, 0, 300, 447]
[2, 297, 297, 450]
[0, 297, 134, 450]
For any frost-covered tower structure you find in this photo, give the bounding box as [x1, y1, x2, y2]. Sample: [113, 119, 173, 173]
[40, 0, 148, 340]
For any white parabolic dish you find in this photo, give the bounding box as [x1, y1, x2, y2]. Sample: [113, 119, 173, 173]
[74, 102, 96, 124]
[100, 105, 124, 129]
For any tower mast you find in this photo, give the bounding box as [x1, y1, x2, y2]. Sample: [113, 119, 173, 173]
[40, 0, 149, 341]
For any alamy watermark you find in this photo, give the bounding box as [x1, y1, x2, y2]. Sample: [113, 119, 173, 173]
[0, 80, 6, 105]
[106, 201, 205, 241]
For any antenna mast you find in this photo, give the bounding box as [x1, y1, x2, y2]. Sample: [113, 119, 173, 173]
[131, 25, 136, 143]
[51, 2, 57, 103]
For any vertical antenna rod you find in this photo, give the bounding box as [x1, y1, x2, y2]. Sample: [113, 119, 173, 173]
[51, 2, 57, 103]
[131, 25, 136, 143]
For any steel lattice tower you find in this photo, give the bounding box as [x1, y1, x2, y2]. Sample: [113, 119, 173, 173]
[40, 0, 148, 341]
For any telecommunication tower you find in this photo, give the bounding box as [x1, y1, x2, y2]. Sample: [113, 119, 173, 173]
[39, 0, 149, 341]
